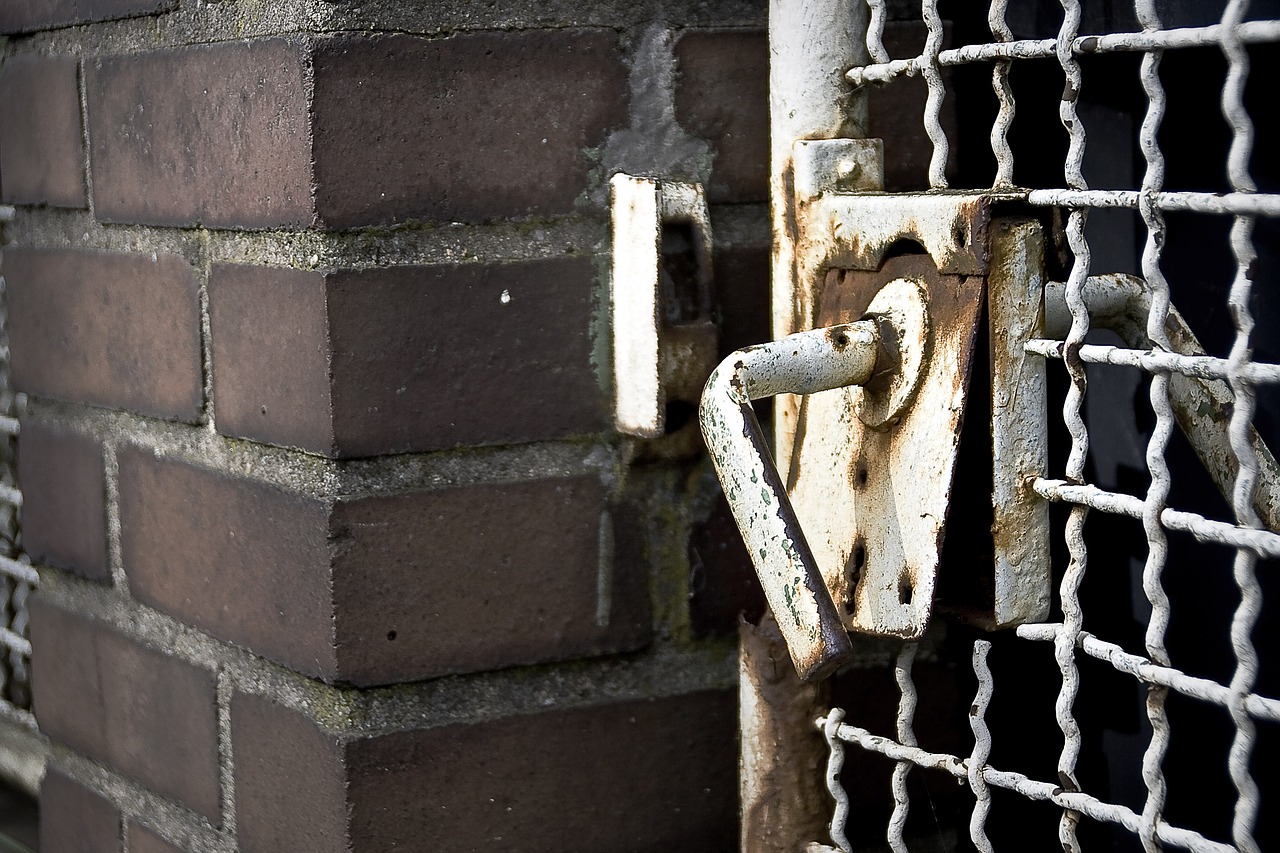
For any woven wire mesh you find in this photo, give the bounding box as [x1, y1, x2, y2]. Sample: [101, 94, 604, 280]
[0, 210, 33, 718]
[815, 2, 1280, 851]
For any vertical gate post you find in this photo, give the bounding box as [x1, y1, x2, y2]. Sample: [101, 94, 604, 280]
[742, 1, 870, 849]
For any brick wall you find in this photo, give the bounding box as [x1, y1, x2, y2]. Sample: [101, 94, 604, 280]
[0, 2, 774, 850]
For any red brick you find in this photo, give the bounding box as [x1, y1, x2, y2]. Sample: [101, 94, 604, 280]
[207, 265, 333, 454]
[30, 600, 220, 820]
[312, 31, 627, 228]
[117, 450, 643, 686]
[5, 249, 202, 421]
[689, 493, 766, 635]
[127, 822, 186, 853]
[18, 420, 107, 580]
[39, 770, 120, 853]
[231, 695, 348, 853]
[0, 0, 172, 34]
[0, 55, 86, 207]
[674, 31, 769, 204]
[85, 40, 312, 228]
[209, 258, 606, 457]
[117, 447, 337, 679]
[331, 477, 648, 686]
[234, 691, 736, 853]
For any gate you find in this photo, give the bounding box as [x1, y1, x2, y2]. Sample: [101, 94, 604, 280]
[700, 1, 1280, 850]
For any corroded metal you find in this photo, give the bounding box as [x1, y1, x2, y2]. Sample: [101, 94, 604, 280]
[610, 173, 715, 438]
[986, 218, 1050, 627]
[740, 615, 832, 853]
[1040, 273, 1280, 533]
[700, 321, 881, 680]
[788, 255, 983, 640]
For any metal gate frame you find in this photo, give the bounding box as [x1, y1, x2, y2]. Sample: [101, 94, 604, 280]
[732, 2, 1280, 851]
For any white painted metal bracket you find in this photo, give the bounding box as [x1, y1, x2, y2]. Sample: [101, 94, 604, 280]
[610, 173, 716, 438]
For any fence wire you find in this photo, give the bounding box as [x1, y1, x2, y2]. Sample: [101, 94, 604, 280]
[0, 205, 33, 719]
[816, 1, 1280, 851]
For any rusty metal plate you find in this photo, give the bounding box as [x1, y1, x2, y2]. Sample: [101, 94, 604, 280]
[786, 254, 984, 638]
[985, 218, 1051, 627]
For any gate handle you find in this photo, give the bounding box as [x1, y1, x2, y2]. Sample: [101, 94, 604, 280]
[699, 321, 885, 681]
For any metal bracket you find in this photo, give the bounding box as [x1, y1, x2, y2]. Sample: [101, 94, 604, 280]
[704, 144, 1058, 673]
[610, 173, 717, 438]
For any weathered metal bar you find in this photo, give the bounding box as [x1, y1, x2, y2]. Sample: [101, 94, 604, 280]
[846, 20, 1280, 87]
[1032, 478, 1280, 559]
[740, 615, 833, 853]
[700, 321, 880, 680]
[0, 485, 22, 509]
[1041, 273, 1280, 533]
[1016, 624, 1280, 723]
[769, 0, 871, 469]
[818, 715, 1235, 853]
[1028, 188, 1280, 217]
[1026, 339, 1280, 385]
[0, 557, 37, 587]
[0, 629, 30, 658]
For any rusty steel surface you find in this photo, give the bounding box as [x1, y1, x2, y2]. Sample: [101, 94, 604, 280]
[739, 615, 832, 853]
[984, 218, 1050, 627]
[788, 255, 982, 640]
[807, 1, 1280, 851]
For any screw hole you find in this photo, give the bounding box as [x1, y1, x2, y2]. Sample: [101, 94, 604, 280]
[954, 224, 968, 249]
[898, 577, 913, 606]
[386, 630, 397, 641]
[854, 463, 868, 487]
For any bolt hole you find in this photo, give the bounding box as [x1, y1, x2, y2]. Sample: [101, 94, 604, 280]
[854, 463, 868, 487]
[386, 630, 397, 641]
[954, 224, 968, 249]
[898, 577, 913, 606]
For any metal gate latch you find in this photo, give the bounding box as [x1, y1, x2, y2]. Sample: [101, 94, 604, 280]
[700, 272, 962, 681]
[701, 138, 1053, 680]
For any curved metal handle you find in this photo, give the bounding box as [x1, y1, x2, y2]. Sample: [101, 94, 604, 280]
[699, 321, 882, 680]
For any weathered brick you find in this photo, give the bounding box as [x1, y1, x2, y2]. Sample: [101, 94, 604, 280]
[234, 690, 737, 853]
[85, 40, 312, 228]
[18, 420, 106, 581]
[331, 477, 647, 686]
[118, 449, 646, 686]
[127, 822, 186, 853]
[209, 257, 606, 457]
[0, 55, 86, 207]
[689, 493, 766, 636]
[5, 248, 202, 421]
[674, 31, 769, 204]
[40, 770, 120, 853]
[312, 30, 627, 228]
[231, 694, 348, 853]
[0, 0, 172, 34]
[117, 446, 336, 679]
[207, 265, 333, 454]
[713, 244, 770, 356]
[30, 600, 220, 820]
